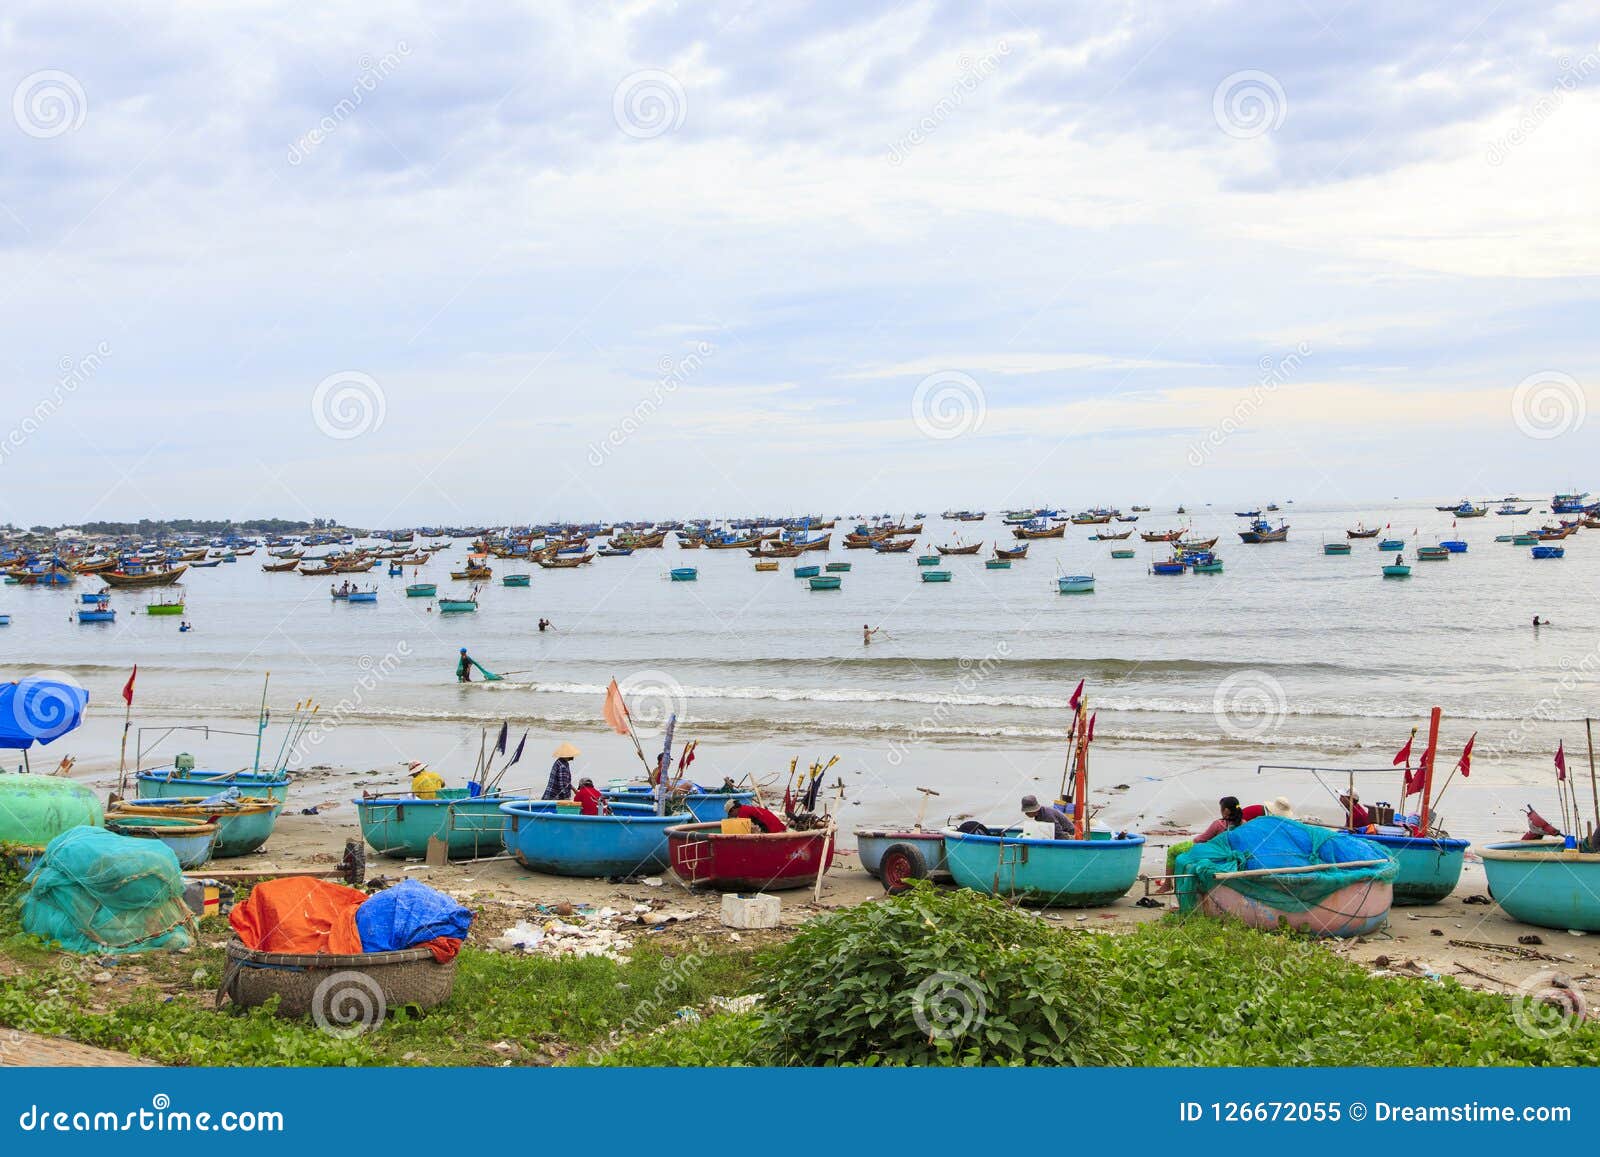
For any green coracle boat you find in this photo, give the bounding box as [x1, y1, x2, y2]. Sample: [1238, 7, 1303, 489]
[354, 788, 527, 860]
[112, 797, 283, 858]
[406, 583, 437, 597]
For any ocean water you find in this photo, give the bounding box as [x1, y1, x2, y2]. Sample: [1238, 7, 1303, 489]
[2, 500, 1594, 839]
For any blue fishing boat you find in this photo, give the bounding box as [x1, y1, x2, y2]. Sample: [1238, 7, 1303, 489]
[985, 559, 1010, 570]
[0, 614, 9, 626]
[1382, 561, 1411, 577]
[501, 574, 531, 587]
[1497, 505, 1532, 515]
[355, 789, 527, 859]
[824, 562, 851, 572]
[943, 828, 1146, 907]
[114, 797, 283, 857]
[916, 555, 940, 566]
[137, 767, 292, 804]
[105, 813, 219, 869]
[809, 575, 841, 590]
[499, 799, 680, 877]
[604, 787, 756, 823]
[1323, 542, 1351, 555]
[1150, 560, 1185, 575]
[77, 606, 115, 623]
[1057, 574, 1094, 592]
[669, 567, 698, 581]
[1362, 832, 1470, 906]
[921, 570, 952, 582]
[406, 582, 437, 597]
[1234, 509, 1261, 518]
[347, 590, 377, 602]
[1377, 537, 1405, 550]
[79, 592, 107, 604]
[1481, 842, 1600, 931]
[793, 565, 820, 578]
[1439, 540, 1468, 553]
[1532, 545, 1565, 559]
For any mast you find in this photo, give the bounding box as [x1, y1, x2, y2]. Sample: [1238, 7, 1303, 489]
[1071, 701, 1091, 839]
[1416, 706, 1442, 835]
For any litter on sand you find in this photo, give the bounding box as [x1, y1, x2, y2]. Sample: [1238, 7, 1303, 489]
[489, 903, 699, 960]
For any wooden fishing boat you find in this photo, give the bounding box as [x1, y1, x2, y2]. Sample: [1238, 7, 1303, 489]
[1481, 842, 1600, 932]
[945, 828, 1145, 907]
[985, 559, 1010, 570]
[753, 560, 779, 572]
[451, 566, 493, 580]
[334, 559, 376, 573]
[1012, 523, 1065, 539]
[189, 558, 223, 568]
[438, 596, 478, 612]
[1140, 529, 1184, 542]
[1057, 574, 1094, 592]
[299, 563, 338, 576]
[809, 575, 842, 589]
[1347, 525, 1381, 538]
[105, 814, 219, 869]
[793, 565, 820, 578]
[670, 567, 698, 581]
[262, 557, 299, 572]
[499, 800, 679, 877]
[1091, 530, 1133, 541]
[1496, 505, 1533, 516]
[666, 821, 837, 891]
[112, 797, 284, 858]
[100, 564, 186, 587]
[1238, 521, 1289, 543]
[921, 570, 952, 582]
[703, 535, 763, 550]
[137, 767, 292, 804]
[994, 543, 1029, 560]
[537, 554, 593, 568]
[1323, 542, 1351, 555]
[355, 789, 526, 860]
[406, 582, 437, 597]
[501, 573, 531, 587]
[751, 542, 803, 558]
[1382, 562, 1411, 577]
[1416, 545, 1449, 560]
[1110, 548, 1136, 559]
[676, 537, 703, 548]
[1532, 545, 1566, 559]
[873, 538, 916, 553]
[824, 561, 851, 572]
[936, 542, 982, 555]
[71, 557, 117, 574]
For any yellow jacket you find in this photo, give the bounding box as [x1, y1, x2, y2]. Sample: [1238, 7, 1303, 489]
[411, 770, 446, 799]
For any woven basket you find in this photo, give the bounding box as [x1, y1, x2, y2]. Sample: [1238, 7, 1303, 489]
[217, 939, 458, 1021]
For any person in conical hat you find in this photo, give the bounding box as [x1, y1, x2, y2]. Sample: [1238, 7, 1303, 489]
[408, 760, 444, 799]
[543, 742, 580, 799]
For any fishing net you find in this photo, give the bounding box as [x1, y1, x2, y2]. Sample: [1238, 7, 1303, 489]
[1175, 817, 1395, 914]
[21, 827, 195, 954]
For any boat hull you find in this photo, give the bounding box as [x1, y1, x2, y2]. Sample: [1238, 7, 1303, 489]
[137, 769, 291, 804]
[500, 801, 678, 877]
[943, 829, 1145, 907]
[1481, 842, 1600, 931]
[115, 798, 283, 857]
[855, 829, 950, 879]
[1361, 833, 1468, 905]
[105, 815, 218, 869]
[1198, 878, 1392, 937]
[667, 822, 837, 891]
[355, 790, 525, 859]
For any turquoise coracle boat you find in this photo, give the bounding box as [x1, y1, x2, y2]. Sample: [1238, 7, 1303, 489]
[1361, 832, 1469, 905]
[113, 797, 283, 858]
[499, 800, 680, 877]
[355, 788, 527, 859]
[943, 828, 1146, 907]
[137, 767, 291, 804]
[1481, 842, 1600, 931]
[105, 813, 219, 869]
[603, 787, 755, 823]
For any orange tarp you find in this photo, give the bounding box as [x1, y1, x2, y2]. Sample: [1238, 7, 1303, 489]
[228, 877, 367, 955]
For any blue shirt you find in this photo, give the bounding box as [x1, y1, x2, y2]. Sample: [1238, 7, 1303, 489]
[542, 758, 573, 800]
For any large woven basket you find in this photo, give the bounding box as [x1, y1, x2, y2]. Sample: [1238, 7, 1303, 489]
[217, 939, 458, 1021]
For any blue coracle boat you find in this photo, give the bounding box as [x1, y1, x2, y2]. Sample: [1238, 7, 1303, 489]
[500, 799, 682, 876]
[1481, 842, 1600, 931]
[942, 827, 1146, 907]
[105, 813, 219, 869]
[1360, 832, 1470, 905]
[603, 786, 755, 823]
[114, 797, 283, 857]
[137, 767, 291, 804]
[355, 788, 527, 859]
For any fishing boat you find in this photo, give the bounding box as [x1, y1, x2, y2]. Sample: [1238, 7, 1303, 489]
[945, 828, 1145, 907]
[994, 543, 1029, 560]
[137, 767, 292, 804]
[1415, 545, 1449, 560]
[406, 582, 437, 597]
[100, 564, 187, 587]
[753, 560, 779, 572]
[1346, 525, 1381, 538]
[1360, 832, 1470, 905]
[1011, 522, 1065, 540]
[1453, 500, 1489, 518]
[916, 554, 940, 566]
[111, 796, 284, 858]
[1057, 574, 1094, 592]
[80, 591, 107, 603]
[437, 596, 478, 613]
[602, 788, 756, 824]
[668, 567, 699, 582]
[921, 570, 952, 583]
[596, 547, 635, 557]
[1110, 549, 1136, 559]
[985, 559, 1010, 570]
[1323, 542, 1351, 555]
[936, 541, 982, 555]
[451, 566, 493, 580]
[1190, 556, 1224, 574]
[666, 821, 837, 891]
[1174, 818, 1395, 937]
[355, 788, 527, 860]
[1091, 530, 1133, 540]
[77, 601, 115, 623]
[1497, 505, 1533, 516]
[1150, 560, 1186, 575]
[808, 575, 842, 590]
[1531, 545, 1566, 559]
[104, 814, 219, 869]
[501, 573, 531, 587]
[347, 589, 378, 602]
[824, 561, 852, 572]
[793, 565, 820, 578]
[189, 558, 223, 568]
[0, 615, 10, 626]
[1234, 509, 1261, 518]
[1439, 539, 1468, 553]
[873, 538, 916, 553]
[262, 557, 299, 572]
[499, 799, 680, 877]
[855, 829, 950, 887]
[1238, 519, 1289, 543]
[1382, 560, 1412, 577]
[1481, 842, 1600, 932]
[1139, 529, 1185, 542]
[1377, 537, 1405, 551]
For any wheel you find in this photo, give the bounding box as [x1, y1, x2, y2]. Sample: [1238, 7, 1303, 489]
[880, 842, 930, 894]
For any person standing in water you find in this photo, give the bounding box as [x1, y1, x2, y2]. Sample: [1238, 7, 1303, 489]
[863, 624, 880, 645]
[457, 647, 474, 682]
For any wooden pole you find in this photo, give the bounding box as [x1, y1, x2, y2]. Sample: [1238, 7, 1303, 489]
[1416, 706, 1442, 835]
[251, 672, 271, 772]
[1587, 718, 1599, 834]
[1214, 858, 1388, 882]
[812, 822, 835, 902]
[1071, 702, 1091, 839]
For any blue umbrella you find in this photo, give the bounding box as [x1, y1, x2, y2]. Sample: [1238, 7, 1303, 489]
[0, 678, 90, 750]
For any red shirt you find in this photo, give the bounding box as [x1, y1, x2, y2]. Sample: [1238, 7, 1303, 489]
[732, 805, 786, 833]
[1240, 804, 1266, 822]
[573, 784, 604, 816]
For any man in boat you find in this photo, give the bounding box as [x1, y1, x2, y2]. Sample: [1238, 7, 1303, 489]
[457, 647, 474, 682]
[573, 777, 605, 816]
[1020, 794, 1074, 839]
[408, 761, 445, 799]
[724, 797, 787, 833]
[543, 742, 579, 799]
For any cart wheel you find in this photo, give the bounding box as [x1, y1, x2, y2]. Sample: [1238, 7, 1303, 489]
[880, 842, 929, 894]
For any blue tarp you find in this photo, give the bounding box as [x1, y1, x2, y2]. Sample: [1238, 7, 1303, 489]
[355, 878, 473, 952]
[1176, 816, 1396, 913]
[0, 678, 89, 749]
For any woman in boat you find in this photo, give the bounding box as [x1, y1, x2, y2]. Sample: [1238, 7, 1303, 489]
[572, 777, 605, 816]
[408, 761, 445, 799]
[725, 797, 787, 833]
[1338, 791, 1369, 829]
[542, 742, 579, 799]
[1157, 796, 1245, 892]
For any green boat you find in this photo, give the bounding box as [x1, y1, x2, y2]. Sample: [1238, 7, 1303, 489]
[1512, 534, 1538, 546]
[1323, 542, 1351, 555]
[1192, 560, 1224, 573]
[438, 598, 477, 613]
[146, 600, 185, 616]
[137, 767, 291, 804]
[1416, 546, 1449, 560]
[1110, 549, 1136, 559]
[824, 562, 851, 572]
[944, 828, 1146, 907]
[501, 574, 531, 587]
[354, 789, 527, 860]
[406, 583, 437, 597]
[112, 797, 283, 858]
[916, 555, 940, 566]
[105, 813, 218, 869]
[921, 570, 952, 582]
[1364, 833, 1469, 906]
[0, 774, 103, 856]
[808, 575, 842, 590]
[985, 559, 1010, 570]
[793, 565, 820, 578]
[1383, 563, 1411, 577]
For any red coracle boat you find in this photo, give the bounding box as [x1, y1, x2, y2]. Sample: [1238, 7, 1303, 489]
[666, 821, 837, 891]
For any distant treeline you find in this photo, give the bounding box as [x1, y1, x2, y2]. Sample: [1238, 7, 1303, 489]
[63, 517, 345, 536]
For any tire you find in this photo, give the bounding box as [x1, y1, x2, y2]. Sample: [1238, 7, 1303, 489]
[880, 842, 930, 894]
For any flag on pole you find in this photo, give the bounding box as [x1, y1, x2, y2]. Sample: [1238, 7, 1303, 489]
[508, 731, 527, 768]
[602, 679, 631, 736]
[1455, 732, 1476, 778]
[494, 721, 508, 755]
[1068, 679, 1084, 713]
[122, 665, 138, 706]
[1556, 741, 1568, 781]
[1392, 729, 1416, 767]
[1087, 713, 1096, 742]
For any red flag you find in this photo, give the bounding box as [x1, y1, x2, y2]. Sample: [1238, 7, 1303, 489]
[1556, 741, 1567, 781]
[1455, 732, 1476, 778]
[1087, 713, 1096, 742]
[1067, 679, 1084, 713]
[602, 679, 631, 736]
[1392, 729, 1415, 767]
[1404, 764, 1425, 795]
[122, 665, 137, 705]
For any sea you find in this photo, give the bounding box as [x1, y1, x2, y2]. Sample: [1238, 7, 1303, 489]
[4, 499, 1595, 845]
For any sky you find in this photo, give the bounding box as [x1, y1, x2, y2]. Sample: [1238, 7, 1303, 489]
[0, 1, 1596, 526]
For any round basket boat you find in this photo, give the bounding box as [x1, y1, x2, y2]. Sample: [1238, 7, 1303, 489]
[217, 940, 457, 1019]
